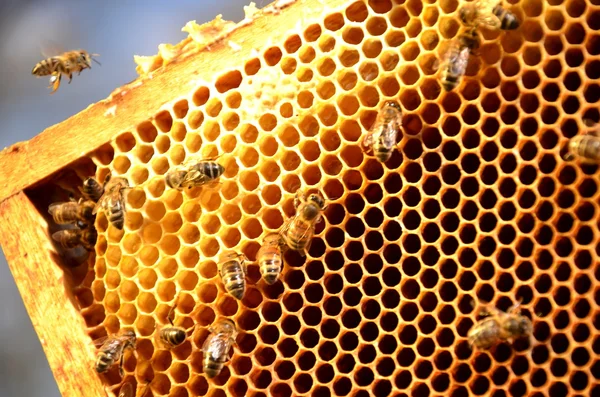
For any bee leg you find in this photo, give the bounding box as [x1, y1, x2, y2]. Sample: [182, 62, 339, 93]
[563, 152, 575, 161]
[50, 73, 62, 94]
[67, 73, 73, 84]
[508, 298, 523, 314]
[118, 353, 125, 377]
[167, 294, 180, 326]
[294, 190, 306, 209]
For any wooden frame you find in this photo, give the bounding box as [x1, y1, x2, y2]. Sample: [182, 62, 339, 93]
[0, 1, 343, 395]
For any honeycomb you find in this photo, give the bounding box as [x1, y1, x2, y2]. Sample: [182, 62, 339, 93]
[29, 0, 600, 396]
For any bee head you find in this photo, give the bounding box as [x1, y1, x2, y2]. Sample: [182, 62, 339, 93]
[458, 5, 473, 25]
[505, 316, 532, 338]
[308, 193, 326, 210]
[215, 318, 238, 338]
[77, 51, 92, 68]
[385, 101, 401, 111]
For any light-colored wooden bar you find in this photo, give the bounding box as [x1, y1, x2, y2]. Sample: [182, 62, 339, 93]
[0, 191, 104, 397]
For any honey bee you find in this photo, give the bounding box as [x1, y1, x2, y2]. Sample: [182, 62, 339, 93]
[32, 49, 100, 94]
[218, 251, 248, 300]
[280, 190, 327, 256]
[165, 157, 225, 190]
[80, 177, 105, 202]
[48, 199, 95, 226]
[563, 121, 600, 163]
[159, 294, 188, 348]
[256, 233, 283, 285]
[94, 329, 136, 376]
[93, 173, 130, 230]
[361, 101, 403, 163]
[459, 0, 520, 31]
[51, 228, 97, 251]
[468, 300, 533, 350]
[440, 29, 480, 92]
[202, 318, 238, 378]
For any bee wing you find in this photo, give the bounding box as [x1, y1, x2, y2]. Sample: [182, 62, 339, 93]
[92, 335, 110, 348]
[39, 40, 66, 58]
[92, 193, 108, 215]
[380, 124, 400, 149]
[48, 202, 63, 217]
[278, 216, 294, 244]
[51, 230, 65, 243]
[182, 169, 208, 188]
[361, 129, 377, 151]
[118, 382, 134, 397]
[477, 13, 501, 29]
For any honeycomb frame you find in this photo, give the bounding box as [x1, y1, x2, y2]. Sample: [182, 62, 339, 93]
[0, 0, 600, 396]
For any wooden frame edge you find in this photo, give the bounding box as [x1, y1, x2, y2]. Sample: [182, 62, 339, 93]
[0, 192, 105, 397]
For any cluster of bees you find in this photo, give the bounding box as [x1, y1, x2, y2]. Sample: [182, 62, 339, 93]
[47, 151, 330, 394]
[37, 0, 598, 395]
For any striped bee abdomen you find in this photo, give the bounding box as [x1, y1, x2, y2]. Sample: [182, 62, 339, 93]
[203, 354, 227, 378]
[259, 253, 282, 285]
[220, 259, 246, 300]
[493, 5, 519, 30]
[200, 161, 225, 182]
[286, 220, 312, 251]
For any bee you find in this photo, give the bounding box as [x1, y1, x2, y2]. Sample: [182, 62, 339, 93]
[159, 294, 188, 348]
[94, 329, 136, 376]
[48, 199, 95, 226]
[563, 121, 600, 163]
[439, 28, 480, 92]
[165, 157, 225, 190]
[468, 300, 533, 350]
[280, 190, 327, 256]
[218, 252, 248, 300]
[361, 101, 403, 163]
[459, 0, 520, 31]
[256, 233, 283, 285]
[51, 228, 97, 251]
[32, 49, 100, 94]
[80, 177, 105, 202]
[202, 318, 238, 378]
[93, 173, 130, 230]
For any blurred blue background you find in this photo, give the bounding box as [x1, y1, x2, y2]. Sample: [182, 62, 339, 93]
[0, 1, 270, 396]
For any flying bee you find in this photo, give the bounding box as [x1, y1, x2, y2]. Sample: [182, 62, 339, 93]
[256, 233, 283, 285]
[218, 251, 248, 300]
[32, 49, 100, 94]
[361, 101, 403, 163]
[202, 318, 238, 378]
[48, 199, 95, 226]
[459, 0, 520, 31]
[52, 228, 97, 251]
[165, 157, 225, 190]
[563, 120, 600, 163]
[94, 329, 136, 376]
[80, 176, 104, 202]
[439, 28, 480, 92]
[159, 294, 189, 348]
[93, 173, 130, 230]
[468, 300, 533, 350]
[280, 190, 327, 256]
